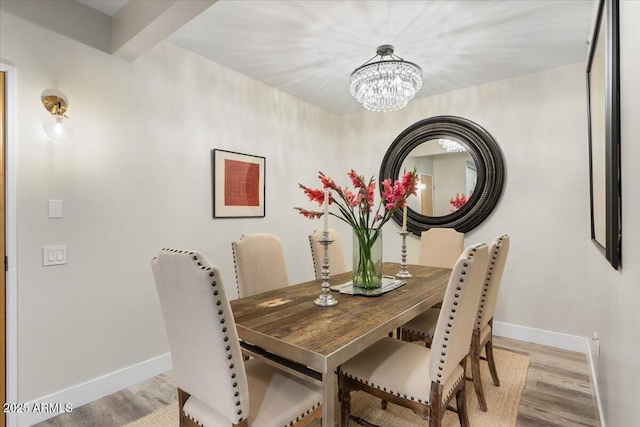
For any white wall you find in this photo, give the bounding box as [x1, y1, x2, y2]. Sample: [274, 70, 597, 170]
[3, 2, 639, 425]
[0, 11, 340, 403]
[588, 1, 640, 425]
[338, 62, 597, 339]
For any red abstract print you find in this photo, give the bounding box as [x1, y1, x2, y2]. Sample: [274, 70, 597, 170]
[224, 159, 260, 206]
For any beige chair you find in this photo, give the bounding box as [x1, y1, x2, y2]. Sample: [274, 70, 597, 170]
[309, 228, 348, 280]
[418, 228, 465, 269]
[403, 234, 510, 412]
[338, 243, 488, 427]
[151, 248, 322, 427]
[232, 233, 290, 298]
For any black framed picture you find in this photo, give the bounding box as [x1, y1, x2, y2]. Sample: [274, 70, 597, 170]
[212, 149, 266, 218]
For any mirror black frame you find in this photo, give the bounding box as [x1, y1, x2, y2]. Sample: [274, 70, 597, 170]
[586, 0, 621, 270]
[379, 116, 505, 235]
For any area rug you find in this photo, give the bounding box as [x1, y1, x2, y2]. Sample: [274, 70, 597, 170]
[125, 348, 529, 427]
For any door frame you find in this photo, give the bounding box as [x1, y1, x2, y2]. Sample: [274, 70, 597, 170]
[1, 62, 19, 427]
[418, 173, 434, 216]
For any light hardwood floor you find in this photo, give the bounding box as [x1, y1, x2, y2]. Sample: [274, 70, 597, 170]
[35, 336, 600, 427]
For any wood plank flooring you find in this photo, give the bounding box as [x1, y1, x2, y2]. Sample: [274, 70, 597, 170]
[34, 336, 600, 427]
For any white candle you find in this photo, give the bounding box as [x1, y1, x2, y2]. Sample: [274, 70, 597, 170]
[402, 205, 407, 230]
[323, 188, 329, 232]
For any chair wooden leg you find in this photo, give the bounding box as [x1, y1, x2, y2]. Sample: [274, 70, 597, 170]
[381, 399, 388, 410]
[428, 382, 442, 427]
[456, 381, 470, 427]
[470, 330, 488, 412]
[338, 374, 352, 427]
[486, 338, 500, 386]
[178, 388, 189, 427]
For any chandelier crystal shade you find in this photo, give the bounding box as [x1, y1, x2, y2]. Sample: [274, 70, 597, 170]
[350, 45, 422, 112]
[438, 139, 467, 153]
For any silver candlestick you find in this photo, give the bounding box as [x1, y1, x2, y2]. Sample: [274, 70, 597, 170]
[396, 229, 412, 278]
[314, 231, 338, 307]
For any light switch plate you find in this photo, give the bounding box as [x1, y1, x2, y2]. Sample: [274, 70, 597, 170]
[48, 200, 63, 218]
[43, 245, 67, 266]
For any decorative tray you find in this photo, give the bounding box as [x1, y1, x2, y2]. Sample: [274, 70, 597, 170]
[330, 277, 406, 297]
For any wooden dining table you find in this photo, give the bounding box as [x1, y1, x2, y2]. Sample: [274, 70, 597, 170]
[229, 262, 451, 427]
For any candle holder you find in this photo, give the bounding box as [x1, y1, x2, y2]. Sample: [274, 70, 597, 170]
[314, 231, 339, 307]
[396, 229, 412, 279]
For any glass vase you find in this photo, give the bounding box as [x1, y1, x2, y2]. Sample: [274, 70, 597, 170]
[352, 228, 383, 289]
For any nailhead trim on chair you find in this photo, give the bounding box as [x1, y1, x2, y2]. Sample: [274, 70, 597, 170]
[231, 238, 243, 298]
[308, 234, 319, 279]
[161, 248, 246, 425]
[185, 412, 204, 426]
[403, 327, 434, 340]
[476, 236, 504, 330]
[342, 369, 463, 405]
[436, 246, 476, 384]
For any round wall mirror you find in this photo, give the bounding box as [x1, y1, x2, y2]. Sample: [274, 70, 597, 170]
[380, 116, 505, 234]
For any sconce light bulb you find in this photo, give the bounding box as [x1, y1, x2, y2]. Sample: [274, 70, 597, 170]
[54, 117, 64, 136]
[43, 114, 73, 140]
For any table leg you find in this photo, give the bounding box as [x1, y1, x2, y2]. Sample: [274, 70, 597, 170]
[321, 369, 335, 427]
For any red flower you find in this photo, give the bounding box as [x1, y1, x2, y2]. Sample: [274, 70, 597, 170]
[449, 193, 468, 212]
[345, 190, 358, 207]
[296, 168, 418, 230]
[294, 207, 324, 219]
[348, 170, 364, 189]
[299, 184, 332, 206]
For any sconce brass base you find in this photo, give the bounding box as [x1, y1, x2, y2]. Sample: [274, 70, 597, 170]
[42, 95, 68, 116]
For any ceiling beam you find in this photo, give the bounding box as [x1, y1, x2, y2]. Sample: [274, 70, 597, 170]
[111, 0, 217, 62]
[0, 0, 112, 54]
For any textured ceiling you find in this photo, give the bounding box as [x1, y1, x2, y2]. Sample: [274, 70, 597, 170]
[79, 0, 596, 116]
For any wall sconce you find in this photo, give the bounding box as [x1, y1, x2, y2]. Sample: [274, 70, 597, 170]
[418, 179, 427, 191]
[41, 90, 73, 139]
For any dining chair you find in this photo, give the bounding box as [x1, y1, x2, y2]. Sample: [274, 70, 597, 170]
[418, 228, 464, 269]
[232, 233, 290, 298]
[402, 234, 510, 412]
[309, 228, 348, 280]
[151, 248, 322, 427]
[337, 243, 488, 427]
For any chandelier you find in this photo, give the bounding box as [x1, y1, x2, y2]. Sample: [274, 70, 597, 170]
[350, 45, 422, 112]
[438, 139, 467, 153]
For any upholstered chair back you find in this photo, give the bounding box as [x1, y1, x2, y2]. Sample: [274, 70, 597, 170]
[151, 249, 249, 425]
[232, 233, 290, 298]
[476, 235, 510, 331]
[429, 243, 488, 385]
[309, 229, 348, 280]
[418, 228, 465, 269]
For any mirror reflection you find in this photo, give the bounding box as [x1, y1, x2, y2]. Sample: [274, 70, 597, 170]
[400, 139, 477, 217]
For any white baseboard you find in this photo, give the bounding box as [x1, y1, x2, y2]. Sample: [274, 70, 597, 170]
[18, 353, 173, 427]
[492, 321, 588, 353]
[586, 338, 606, 427]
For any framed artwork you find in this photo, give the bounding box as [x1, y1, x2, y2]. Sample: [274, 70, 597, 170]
[212, 149, 265, 218]
[586, 0, 621, 269]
